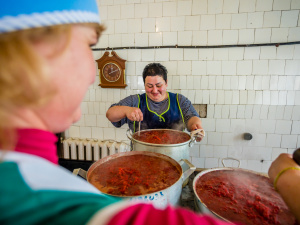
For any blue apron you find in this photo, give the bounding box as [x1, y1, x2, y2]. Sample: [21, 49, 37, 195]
[134, 92, 185, 132]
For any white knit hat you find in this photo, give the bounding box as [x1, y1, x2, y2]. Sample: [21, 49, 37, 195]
[0, 0, 101, 33]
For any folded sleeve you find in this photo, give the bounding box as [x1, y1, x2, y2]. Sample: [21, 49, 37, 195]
[109, 95, 139, 128]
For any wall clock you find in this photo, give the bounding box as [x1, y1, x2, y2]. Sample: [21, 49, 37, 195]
[96, 51, 127, 88]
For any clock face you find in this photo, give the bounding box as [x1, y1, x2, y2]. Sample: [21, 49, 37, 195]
[102, 63, 121, 82]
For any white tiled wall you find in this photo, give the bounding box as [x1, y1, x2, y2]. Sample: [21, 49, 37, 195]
[66, 0, 300, 174]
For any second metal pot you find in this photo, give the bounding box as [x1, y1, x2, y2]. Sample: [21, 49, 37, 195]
[127, 129, 197, 162]
[74, 151, 196, 209]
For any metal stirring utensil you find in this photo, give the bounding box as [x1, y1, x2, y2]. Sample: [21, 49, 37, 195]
[138, 121, 141, 135]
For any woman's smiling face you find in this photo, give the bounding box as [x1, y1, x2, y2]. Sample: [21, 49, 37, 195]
[144, 75, 168, 102]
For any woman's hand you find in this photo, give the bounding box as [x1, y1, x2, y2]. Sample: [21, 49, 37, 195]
[268, 153, 300, 222]
[107, 106, 143, 122]
[190, 124, 204, 142]
[268, 153, 298, 182]
[126, 107, 143, 122]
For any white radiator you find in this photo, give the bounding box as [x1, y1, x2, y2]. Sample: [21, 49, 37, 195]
[61, 138, 130, 161]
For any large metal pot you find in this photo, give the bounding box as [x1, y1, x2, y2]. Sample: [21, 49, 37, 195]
[127, 129, 199, 162]
[74, 151, 195, 209]
[192, 167, 296, 225]
[193, 167, 260, 220]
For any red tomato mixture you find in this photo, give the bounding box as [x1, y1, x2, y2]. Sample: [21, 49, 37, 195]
[133, 130, 190, 144]
[195, 170, 297, 225]
[89, 155, 181, 196]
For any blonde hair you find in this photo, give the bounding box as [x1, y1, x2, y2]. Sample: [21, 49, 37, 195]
[0, 23, 105, 149]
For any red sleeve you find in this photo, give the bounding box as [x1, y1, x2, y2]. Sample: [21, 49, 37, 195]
[106, 203, 243, 225]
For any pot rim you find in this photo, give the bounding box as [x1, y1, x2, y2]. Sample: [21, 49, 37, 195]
[86, 151, 183, 198]
[131, 129, 191, 147]
[192, 167, 269, 222]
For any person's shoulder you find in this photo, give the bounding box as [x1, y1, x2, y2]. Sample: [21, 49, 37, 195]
[136, 93, 146, 98]
[168, 92, 185, 97]
[169, 92, 188, 102]
[176, 93, 186, 98]
[167, 92, 181, 98]
[118, 94, 139, 102]
[121, 94, 141, 107]
[127, 94, 140, 100]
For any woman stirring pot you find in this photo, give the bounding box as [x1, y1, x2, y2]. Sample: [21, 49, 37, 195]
[106, 63, 204, 141]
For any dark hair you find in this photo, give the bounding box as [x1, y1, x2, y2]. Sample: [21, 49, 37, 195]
[142, 63, 168, 83]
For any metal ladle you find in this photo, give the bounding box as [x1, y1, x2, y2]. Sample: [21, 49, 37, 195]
[138, 121, 141, 136]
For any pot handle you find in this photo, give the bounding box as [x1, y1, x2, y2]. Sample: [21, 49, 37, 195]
[179, 159, 196, 181]
[73, 168, 87, 180]
[126, 128, 133, 141]
[188, 137, 196, 147]
[221, 157, 240, 168]
[189, 129, 205, 147]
